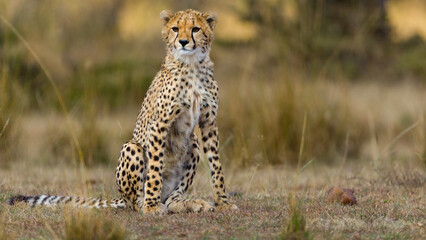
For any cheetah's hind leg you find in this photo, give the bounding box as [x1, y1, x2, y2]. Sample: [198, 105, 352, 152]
[116, 140, 146, 210]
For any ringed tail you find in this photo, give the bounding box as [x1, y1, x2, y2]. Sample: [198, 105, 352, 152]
[6, 195, 126, 209]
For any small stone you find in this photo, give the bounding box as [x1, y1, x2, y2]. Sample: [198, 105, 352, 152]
[327, 187, 357, 205]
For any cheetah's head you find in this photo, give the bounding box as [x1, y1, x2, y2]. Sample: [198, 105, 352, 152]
[160, 9, 217, 64]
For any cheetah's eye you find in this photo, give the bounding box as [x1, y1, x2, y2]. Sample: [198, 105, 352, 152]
[192, 27, 200, 33]
[172, 27, 179, 32]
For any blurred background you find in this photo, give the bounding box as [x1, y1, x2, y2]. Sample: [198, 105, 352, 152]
[0, 0, 425, 168]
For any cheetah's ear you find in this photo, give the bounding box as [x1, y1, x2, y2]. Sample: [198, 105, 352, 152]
[160, 10, 173, 25]
[203, 11, 217, 30]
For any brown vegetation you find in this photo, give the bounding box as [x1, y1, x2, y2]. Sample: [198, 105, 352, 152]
[1, 0, 425, 167]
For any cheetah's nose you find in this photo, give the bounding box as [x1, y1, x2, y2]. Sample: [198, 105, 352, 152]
[179, 40, 189, 47]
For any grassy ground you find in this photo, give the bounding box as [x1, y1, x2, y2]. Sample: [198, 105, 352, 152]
[1, 160, 424, 239]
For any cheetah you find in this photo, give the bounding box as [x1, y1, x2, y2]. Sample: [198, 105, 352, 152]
[7, 9, 237, 214]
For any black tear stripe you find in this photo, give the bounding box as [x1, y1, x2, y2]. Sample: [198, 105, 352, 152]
[191, 32, 196, 50]
[173, 31, 179, 50]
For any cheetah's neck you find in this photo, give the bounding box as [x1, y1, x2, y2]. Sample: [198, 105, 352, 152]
[165, 50, 212, 68]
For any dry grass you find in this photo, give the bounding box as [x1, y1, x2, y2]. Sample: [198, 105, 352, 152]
[3, 80, 424, 168]
[0, 1, 425, 239]
[64, 210, 127, 240]
[0, 159, 424, 239]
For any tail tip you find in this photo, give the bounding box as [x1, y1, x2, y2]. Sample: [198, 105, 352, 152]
[6, 195, 28, 205]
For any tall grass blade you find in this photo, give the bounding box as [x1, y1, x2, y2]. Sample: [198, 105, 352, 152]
[0, 15, 86, 182]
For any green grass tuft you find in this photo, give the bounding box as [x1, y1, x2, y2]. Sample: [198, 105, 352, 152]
[280, 198, 312, 240]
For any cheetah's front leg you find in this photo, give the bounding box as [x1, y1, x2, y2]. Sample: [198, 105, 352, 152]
[141, 106, 181, 215]
[141, 122, 167, 214]
[200, 113, 237, 211]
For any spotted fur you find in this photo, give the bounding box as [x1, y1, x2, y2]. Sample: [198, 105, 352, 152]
[7, 9, 237, 214]
[7, 195, 125, 208]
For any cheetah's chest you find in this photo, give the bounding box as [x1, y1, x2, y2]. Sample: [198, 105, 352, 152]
[175, 91, 201, 136]
[172, 68, 207, 137]
[164, 69, 208, 158]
